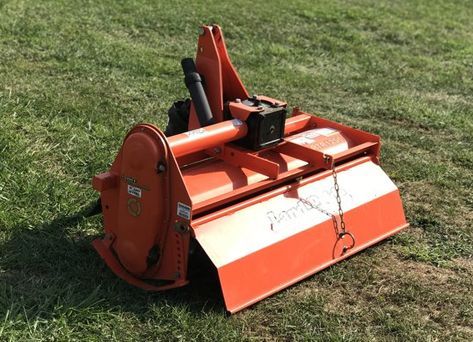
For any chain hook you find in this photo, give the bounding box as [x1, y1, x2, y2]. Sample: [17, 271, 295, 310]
[332, 168, 355, 254]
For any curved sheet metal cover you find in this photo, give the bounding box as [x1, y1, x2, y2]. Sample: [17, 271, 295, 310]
[193, 160, 408, 313]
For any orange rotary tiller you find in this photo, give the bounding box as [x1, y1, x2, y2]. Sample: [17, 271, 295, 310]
[92, 25, 408, 313]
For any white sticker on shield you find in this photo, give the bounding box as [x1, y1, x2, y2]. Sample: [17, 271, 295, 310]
[177, 202, 191, 220]
[127, 184, 142, 198]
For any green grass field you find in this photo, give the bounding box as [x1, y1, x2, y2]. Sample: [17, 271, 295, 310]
[1, 0, 472, 340]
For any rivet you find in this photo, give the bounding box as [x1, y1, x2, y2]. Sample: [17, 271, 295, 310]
[174, 221, 189, 233]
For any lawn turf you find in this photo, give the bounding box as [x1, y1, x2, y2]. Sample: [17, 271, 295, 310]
[0, 0, 472, 340]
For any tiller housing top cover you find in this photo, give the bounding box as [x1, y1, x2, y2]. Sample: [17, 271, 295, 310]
[92, 25, 408, 313]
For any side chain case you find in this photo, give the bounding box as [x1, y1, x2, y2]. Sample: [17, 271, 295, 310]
[93, 124, 192, 289]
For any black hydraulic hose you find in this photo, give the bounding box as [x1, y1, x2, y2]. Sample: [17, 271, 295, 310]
[181, 58, 215, 127]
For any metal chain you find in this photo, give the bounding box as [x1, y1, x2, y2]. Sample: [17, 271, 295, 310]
[332, 168, 355, 253]
[332, 168, 346, 235]
[296, 168, 355, 254]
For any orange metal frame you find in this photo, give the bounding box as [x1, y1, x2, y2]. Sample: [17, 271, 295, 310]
[92, 25, 408, 313]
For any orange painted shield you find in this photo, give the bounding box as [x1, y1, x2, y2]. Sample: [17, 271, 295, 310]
[192, 158, 407, 313]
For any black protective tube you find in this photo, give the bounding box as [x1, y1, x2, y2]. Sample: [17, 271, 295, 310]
[181, 58, 215, 127]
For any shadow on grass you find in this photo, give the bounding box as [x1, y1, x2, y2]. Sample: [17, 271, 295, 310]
[0, 202, 225, 320]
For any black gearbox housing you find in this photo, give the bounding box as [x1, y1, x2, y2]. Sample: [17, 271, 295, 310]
[235, 99, 287, 150]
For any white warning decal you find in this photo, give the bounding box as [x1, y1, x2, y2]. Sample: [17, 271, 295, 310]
[288, 128, 337, 145]
[185, 128, 205, 138]
[127, 184, 142, 198]
[177, 202, 191, 220]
